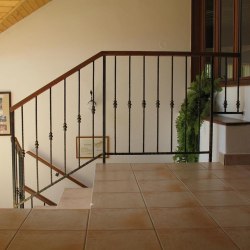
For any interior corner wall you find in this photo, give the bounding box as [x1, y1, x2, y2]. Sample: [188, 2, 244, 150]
[0, 0, 191, 207]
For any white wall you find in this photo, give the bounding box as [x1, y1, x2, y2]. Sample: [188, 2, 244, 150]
[0, 0, 191, 207]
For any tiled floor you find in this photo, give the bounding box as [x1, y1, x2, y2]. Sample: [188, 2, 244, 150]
[2, 162, 250, 249]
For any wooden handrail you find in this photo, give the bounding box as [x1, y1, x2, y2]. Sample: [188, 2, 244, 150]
[26, 151, 88, 188]
[10, 50, 240, 112]
[24, 185, 57, 206]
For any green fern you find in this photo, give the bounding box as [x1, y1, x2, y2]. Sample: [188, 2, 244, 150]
[173, 72, 221, 162]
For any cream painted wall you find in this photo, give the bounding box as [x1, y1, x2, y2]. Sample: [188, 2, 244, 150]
[0, 0, 191, 207]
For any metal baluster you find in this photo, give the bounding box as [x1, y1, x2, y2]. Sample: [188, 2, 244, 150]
[209, 56, 215, 162]
[198, 56, 202, 149]
[77, 70, 81, 166]
[103, 56, 107, 163]
[35, 97, 39, 191]
[31, 197, 33, 208]
[236, 55, 241, 112]
[113, 56, 117, 154]
[142, 56, 146, 153]
[49, 88, 53, 183]
[184, 56, 188, 161]
[63, 79, 67, 175]
[20, 106, 25, 208]
[170, 56, 174, 152]
[128, 56, 132, 153]
[92, 62, 96, 158]
[224, 57, 228, 112]
[156, 56, 160, 153]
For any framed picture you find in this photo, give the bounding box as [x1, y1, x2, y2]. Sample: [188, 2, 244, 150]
[0, 92, 11, 136]
[76, 136, 109, 158]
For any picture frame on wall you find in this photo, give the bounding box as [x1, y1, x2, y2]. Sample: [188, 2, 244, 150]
[0, 92, 11, 136]
[76, 136, 109, 159]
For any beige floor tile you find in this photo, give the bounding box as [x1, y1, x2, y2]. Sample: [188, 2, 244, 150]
[224, 179, 250, 190]
[167, 163, 206, 170]
[92, 192, 145, 208]
[211, 170, 250, 179]
[86, 230, 162, 250]
[237, 191, 250, 202]
[225, 227, 250, 250]
[143, 192, 200, 208]
[93, 180, 140, 193]
[0, 209, 30, 230]
[96, 163, 132, 172]
[89, 208, 153, 230]
[131, 163, 169, 171]
[207, 206, 250, 227]
[134, 169, 176, 180]
[138, 179, 188, 192]
[149, 207, 217, 229]
[173, 170, 218, 180]
[157, 228, 238, 250]
[8, 230, 86, 250]
[0, 230, 16, 250]
[193, 191, 248, 206]
[201, 162, 226, 169]
[21, 209, 89, 230]
[95, 171, 135, 181]
[182, 179, 232, 191]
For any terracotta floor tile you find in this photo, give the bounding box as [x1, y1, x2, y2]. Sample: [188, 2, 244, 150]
[143, 192, 200, 208]
[225, 227, 250, 250]
[89, 208, 153, 230]
[182, 179, 232, 191]
[92, 192, 145, 208]
[95, 170, 135, 181]
[86, 230, 162, 250]
[149, 207, 217, 229]
[173, 170, 218, 180]
[21, 209, 89, 230]
[224, 179, 250, 190]
[157, 228, 238, 250]
[201, 162, 226, 169]
[96, 163, 132, 172]
[138, 179, 188, 192]
[0, 230, 16, 250]
[131, 163, 168, 171]
[193, 191, 248, 206]
[134, 169, 176, 180]
[0, 209, 30, 230]
[167, 163, 206, 170]
[8, 230, 86, 250]
[211, 170, 250, 179]
[93, 180, 140, 193]
[207, 206, 250, 227]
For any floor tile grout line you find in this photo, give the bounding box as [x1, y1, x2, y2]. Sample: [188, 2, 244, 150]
[6, 209, 33, 249]
[168, 164, 241, 250]
[130, 163, 165, 250]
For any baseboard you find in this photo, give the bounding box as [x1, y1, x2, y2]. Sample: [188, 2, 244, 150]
[219, 152, 250, 165]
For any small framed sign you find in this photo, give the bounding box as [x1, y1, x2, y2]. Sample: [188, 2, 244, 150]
[0, 92, 11, 136]
[76, 136, 109, 158]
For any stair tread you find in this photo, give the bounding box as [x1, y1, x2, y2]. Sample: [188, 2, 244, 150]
[207, 115, 250, 126]
[57, 188, 92, 209]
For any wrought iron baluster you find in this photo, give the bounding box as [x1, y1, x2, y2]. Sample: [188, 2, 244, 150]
[20, 106, 25, 208]
[128, 56, 132, 153]
[103, 56, 107, 163]
[142, 56, 146, 153]
[170, 56, 174, 152]
[156, 56, 160, 153]
[31, 197, 33, 208]
[113, 56, 117, 154]
[198, 56, 202, 149]
[224, 57, 228, 112]
[236, 55, 241, 112]
[184, 56, 188, 160]
[63, 79, 67, 175]
[35, 97, 39, 191]
[49, 88, 53, 183]
[77, 70, 81, 166]
[92, 62, 95, 158]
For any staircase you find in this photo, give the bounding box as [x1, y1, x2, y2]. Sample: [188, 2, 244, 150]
[10, 51, 243, 208]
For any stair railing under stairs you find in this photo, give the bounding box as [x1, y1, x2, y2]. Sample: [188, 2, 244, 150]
[10, 51, 242, 208]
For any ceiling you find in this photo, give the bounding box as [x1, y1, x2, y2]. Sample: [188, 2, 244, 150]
[0, 0, 52, 33]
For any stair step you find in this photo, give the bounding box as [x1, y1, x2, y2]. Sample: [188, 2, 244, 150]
[57, 188, 93, 209]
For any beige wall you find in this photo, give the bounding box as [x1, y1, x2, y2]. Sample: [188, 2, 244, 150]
[0, 0, 191, 207]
